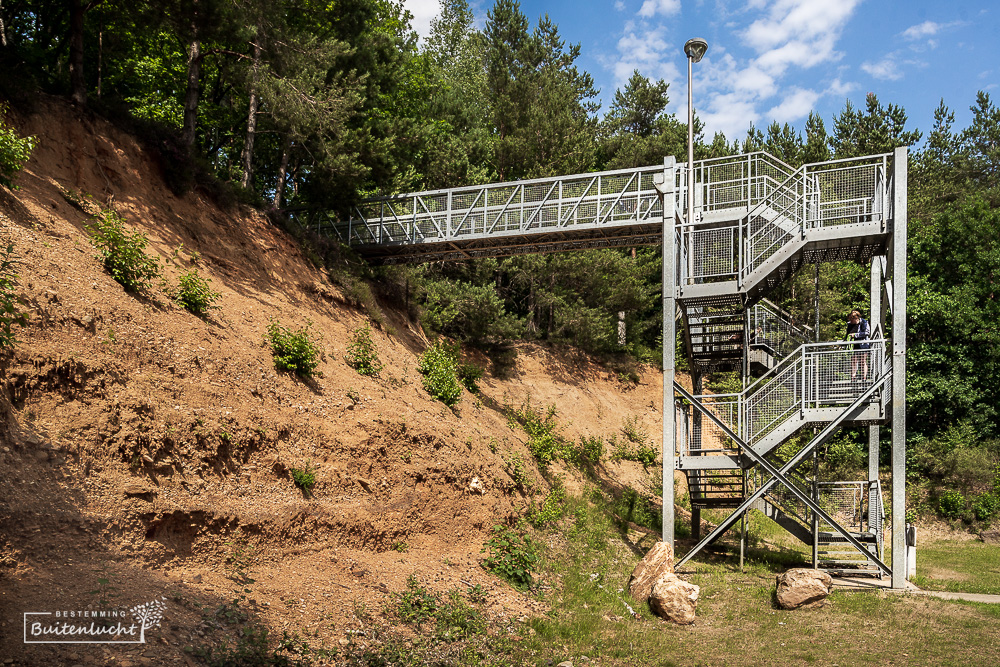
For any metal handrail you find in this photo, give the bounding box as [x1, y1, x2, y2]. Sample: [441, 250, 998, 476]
[687, 336, 889, 453]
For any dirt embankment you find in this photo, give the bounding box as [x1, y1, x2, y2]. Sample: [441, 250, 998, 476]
[0, 96, 670, 665]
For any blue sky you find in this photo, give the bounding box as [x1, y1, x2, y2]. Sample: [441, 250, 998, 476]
[403, 0, 999, 145]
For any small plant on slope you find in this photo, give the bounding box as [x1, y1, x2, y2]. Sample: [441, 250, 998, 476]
[170, 268, 220, 316]
[290, 461, 317, 498]
[344, 324, 383, 377]
[0, 105, 36, 189]
[0, 241, 28, 352]
[418, 340, 462, 405]
[87, 208, 160, 292]
[481, 524, 539, 590]
[265, 320, 322, 378]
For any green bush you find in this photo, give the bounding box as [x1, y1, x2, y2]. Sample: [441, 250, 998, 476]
[972, 492, 1000, 521]
[480, 525, 539, 590]
[290, 461, 317, 498]
[938, 490, 966, 520]
[418, 341, 462, 405]
[506, 400, 575, 465]
[579, 434, 604, 464]
[171, 268, 220, 315]
[0, 242, 27, 352]
[87, 209, 160, 292]
[0, 105, 36, 189]
[265, 320, 322, 378]
[529, 482, 567, 528]
[344, 324, 383, 377]
[457, 361, 484, 394]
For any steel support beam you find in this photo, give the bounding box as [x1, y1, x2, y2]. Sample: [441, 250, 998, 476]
[869, 256, 882, 527]
[675, 375, 892, 574]
[659, 157, 677, 545]
[891, 147, 908, 588]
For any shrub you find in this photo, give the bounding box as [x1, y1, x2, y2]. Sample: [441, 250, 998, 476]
[0, 105, 36, 189]
[579, 434, 604, 464]
[457, 361, 484, 394]
[938, 490, 966, 520]
[418, 341, 462, 405]
[87, 209, 160, 292]
[344, 324, 383, 377]
[506, 400, 573, 465]
[265, 320, 322, 378]
[171, 268, 220, 316]
[826, 435, 867, 475]
[972, 492, 1000, 521]
[394, 575, 439, 628]
[0, 241, 27, 352]
[529, 481, 567, 528]
[290, 461, 317, 498]
[480, 525, 539, 590]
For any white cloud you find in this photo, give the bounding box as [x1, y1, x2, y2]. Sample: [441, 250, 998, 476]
[743, 0, 860, 57]
[614, 0, 626, 10]
[702, 94, 760, 141]
[609, 23, 682, 92]
[637, 0, 681, 18]
[403, 0, 442, 39]
[826, 78, 854, 97]
[861, 57, 903, 81]
[766, 88, 820, 123]
[902, 20, 941, 40]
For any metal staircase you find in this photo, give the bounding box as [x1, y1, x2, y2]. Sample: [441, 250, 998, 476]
[670, 151, 898, 575]
[319, 146, 908, 584]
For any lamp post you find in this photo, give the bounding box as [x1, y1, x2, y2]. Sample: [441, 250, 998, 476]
[683, 38, 707, 230]
[682, 37, 707, 542]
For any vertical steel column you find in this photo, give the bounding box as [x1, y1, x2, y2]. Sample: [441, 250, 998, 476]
[891, 147, 908, 588]
[660, 156, 677, 545]
[691, 370, 702, 540]
[869, 255, 883, 528]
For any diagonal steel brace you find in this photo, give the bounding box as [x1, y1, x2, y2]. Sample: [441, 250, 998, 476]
[673, 375, 891, 575]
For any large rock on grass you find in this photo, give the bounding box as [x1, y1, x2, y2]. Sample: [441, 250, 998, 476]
[649, 573, 699, 624]
[775, 568, 833, 609]
[627, 541, 674, 602]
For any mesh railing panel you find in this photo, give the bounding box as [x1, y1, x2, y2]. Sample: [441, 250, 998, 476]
[336, 166, 666, 245]
[748, 302, 810, 358]
[684, 395, 739, 456]
[805, 156, 887, 228]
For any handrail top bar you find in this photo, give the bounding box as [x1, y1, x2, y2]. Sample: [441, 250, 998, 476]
[801, 152, 893, 170]
[359, 164, 665, 203]
[354, 150, 891, 206]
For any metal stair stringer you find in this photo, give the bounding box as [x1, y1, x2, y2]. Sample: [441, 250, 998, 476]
[753, 496, 812, 544]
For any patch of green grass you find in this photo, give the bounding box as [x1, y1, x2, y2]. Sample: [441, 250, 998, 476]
[520, 491, 1000, 667]
[911, 539, 1000, 595]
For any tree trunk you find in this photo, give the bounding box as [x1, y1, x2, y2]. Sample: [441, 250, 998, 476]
[273, 136, 291, 208]
[69, 0, 87, 104]
[182, 38, 202, 152]
[239, 35, 262, 190]
[1, 0, 8, 48]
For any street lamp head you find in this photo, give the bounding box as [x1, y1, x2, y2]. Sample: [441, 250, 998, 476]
[684, 38, 708, 63]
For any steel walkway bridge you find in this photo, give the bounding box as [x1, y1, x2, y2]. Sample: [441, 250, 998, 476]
[320, 148, 909, 587]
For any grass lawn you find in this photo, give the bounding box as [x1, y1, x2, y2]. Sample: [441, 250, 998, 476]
[911, 537, 1000, 595]
[520, 493, 1000, 667]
